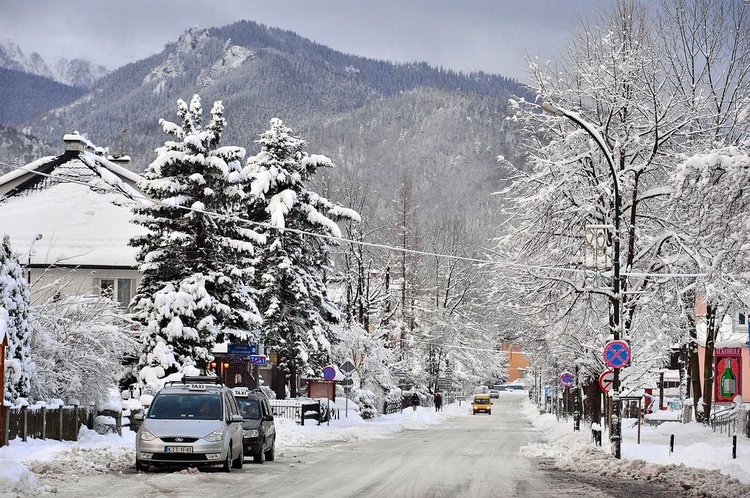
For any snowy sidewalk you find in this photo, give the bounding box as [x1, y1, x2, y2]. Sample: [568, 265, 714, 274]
[519, 398, 750, 497]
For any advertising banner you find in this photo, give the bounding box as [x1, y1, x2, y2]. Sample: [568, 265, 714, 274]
[714, 348, 742, 403]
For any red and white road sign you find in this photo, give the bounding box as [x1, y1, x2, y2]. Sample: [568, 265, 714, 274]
[599, 369, 615, 393]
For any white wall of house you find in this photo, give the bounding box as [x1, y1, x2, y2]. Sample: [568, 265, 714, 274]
[30, 267, 141, 309]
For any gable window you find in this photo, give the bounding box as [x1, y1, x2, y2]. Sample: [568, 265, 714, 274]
[97, 278, 133, 309]
[739, 311, 747, 327]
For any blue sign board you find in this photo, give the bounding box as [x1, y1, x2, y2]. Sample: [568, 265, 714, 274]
[248, 355, 267, 365]
[228, 344, 257, 355]
[603, 340, 631, 369]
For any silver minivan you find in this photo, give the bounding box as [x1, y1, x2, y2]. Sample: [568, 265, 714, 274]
[135, 376, 245, 472]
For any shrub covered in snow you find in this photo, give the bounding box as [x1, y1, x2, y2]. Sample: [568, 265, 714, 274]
[352, 389, 378, 419]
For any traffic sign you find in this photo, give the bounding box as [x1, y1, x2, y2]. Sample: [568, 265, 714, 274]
[599, 369, 615, 393]
[228, 344, 257, 355]
[340, 359, 356, 377]
[559, 371, 574, 388]
[248, 354, 267, 365]
[340, 377, 354, 388]
[322, 365, 336, 381]
[603, 340, 631, 369]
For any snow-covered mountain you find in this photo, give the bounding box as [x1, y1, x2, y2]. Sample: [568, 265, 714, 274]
[0, 38, 109, 88]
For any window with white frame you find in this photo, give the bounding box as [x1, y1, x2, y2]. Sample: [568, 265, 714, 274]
[97, 278, 133, 309]
[739, 311, 747, 327]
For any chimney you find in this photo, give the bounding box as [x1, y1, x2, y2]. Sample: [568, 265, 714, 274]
[63, 132, 87, 153]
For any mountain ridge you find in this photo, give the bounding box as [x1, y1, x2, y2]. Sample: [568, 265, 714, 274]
[3, 19, 525, 224]
[0, 38, 109, 88]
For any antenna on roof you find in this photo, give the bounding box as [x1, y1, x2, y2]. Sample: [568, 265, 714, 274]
[115, 128, 127, 157]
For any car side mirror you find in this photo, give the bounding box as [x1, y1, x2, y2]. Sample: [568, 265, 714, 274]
[263, 414, 274, 422]
[230, 414, 244, 423]
[133, 412, 145, 421]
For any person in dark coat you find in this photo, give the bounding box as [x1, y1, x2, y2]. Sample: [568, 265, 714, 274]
[434, 392, 443, 411]
[411, 392, 420, 410]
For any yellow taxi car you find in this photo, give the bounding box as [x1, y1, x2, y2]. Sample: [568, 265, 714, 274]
[472, 394, 492, 415]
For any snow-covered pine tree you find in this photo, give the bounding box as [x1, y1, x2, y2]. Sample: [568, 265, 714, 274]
[130, 94, 261, 377]
[0, 234, 35, 402]
[244, 118, 360, 397]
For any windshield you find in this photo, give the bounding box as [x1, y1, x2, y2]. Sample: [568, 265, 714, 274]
[148, 393, 222, 420]
[237, 399, 261, 419]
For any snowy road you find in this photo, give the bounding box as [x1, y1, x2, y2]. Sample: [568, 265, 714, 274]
[28, 394, 679, 498]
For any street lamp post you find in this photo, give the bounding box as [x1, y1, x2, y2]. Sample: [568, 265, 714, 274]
[27, 233, 43, 285]
[541, 102, 623, 459]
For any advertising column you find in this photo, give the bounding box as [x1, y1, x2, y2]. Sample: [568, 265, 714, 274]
[714, 348, 742, 403]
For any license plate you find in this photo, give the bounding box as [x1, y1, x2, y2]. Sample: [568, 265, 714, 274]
[165, 446, 193, 453]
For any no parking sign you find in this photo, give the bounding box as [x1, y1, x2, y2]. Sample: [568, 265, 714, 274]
[559, 371, 574, 388]
[603, 340, 631, 369]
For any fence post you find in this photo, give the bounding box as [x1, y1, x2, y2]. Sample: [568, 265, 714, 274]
[21, 405, 28, 442]
[58, 406, 63, 442]
[41, 406, 47, 440]
[669, 434, 674, 454]
[1, 405, 9, 446]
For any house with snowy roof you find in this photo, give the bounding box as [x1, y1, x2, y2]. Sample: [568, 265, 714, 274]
[0, 133, 148, 307]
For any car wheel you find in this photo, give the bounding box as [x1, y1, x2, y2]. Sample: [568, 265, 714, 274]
[135, 459, 148, 472]
[232, 444, 244, 469]
[264, 440, 275, 462]
[222, 445, 232, 473]
[254, 448, 265, 464]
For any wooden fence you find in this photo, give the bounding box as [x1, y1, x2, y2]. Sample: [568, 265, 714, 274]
[0, 404, 123, 447]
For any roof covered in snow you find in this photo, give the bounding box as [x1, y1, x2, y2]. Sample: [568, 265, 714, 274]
[0, 133, 149, 267]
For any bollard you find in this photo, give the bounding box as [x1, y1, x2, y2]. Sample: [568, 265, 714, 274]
[733, 435, 737, 459]
[669, 434, 674, 454]
[591, 427, 602, 446]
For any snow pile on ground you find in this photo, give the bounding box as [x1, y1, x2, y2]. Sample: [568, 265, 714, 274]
[0, 427, 136, 495]
[276, 402, 458, 447]
[519, 397, 750, 497]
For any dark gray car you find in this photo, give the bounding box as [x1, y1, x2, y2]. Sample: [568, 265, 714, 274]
[232, 387, 276, 463]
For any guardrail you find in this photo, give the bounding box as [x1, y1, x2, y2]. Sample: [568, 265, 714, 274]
[268, 398, 333, 425]
[711, 403, 740, 436]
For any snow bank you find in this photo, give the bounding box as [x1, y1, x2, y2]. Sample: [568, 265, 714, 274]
[520, 397, 750, 497]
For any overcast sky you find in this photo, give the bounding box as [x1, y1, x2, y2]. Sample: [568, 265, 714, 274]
[0, 0, 602, 82]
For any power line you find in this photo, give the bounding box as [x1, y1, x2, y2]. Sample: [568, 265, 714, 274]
[2, 163, 706, 279]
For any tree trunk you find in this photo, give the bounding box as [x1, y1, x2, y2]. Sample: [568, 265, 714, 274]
[701, 303, 718, 423]
[583, 382, 602, 426]
[289, 363, 298, 398]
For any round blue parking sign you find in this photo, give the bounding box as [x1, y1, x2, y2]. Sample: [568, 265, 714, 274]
[603, 340, 631, 369]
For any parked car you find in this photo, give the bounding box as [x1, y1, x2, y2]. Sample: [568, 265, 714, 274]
[135, 376, 245, 472]
[472, 394, 492, 415]
[488, 389, 500, 399]
[232, 387, 276, 463]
